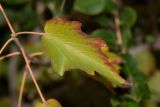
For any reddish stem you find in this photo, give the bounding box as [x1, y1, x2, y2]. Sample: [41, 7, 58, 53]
[0, 3, 46, 104]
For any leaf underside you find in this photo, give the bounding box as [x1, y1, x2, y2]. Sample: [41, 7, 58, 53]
[42, 19, 127, 87]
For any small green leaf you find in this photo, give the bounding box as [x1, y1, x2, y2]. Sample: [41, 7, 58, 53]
[120, 7, 137, 27]
[74, 0, 106, 15]
[42, 19, 127, 87]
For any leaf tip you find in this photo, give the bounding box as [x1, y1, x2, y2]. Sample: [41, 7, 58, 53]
[122, 80, 132, 88]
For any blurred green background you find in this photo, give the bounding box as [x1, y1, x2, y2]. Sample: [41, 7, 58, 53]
[0, 0, 160, 107]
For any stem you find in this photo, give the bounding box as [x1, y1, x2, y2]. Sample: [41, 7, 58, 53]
[15, 39, 46, 103]
[0, 51, 20, 60]
[22, 49, 46, 103]
[30, 52, 43, 58]
[114, 14, 127, 52]
[16, 32, 45, 37]
[18, 69, 27, 107]
[60, 0, 66, 13]
[114, 14, 123, 48]
[18, 51, 43, 107]
[0, 38, 13, 54]
[0, 3, 46, 103]
[0, 51, 43, 61]
[8, 46, 19, 107]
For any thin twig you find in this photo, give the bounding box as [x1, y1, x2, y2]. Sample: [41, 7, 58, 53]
[0, 3, 46, 103]
[114, 14, 123, 48]
[20, 47, 46, 103]
[0, 38, 13, 54]
[0, 51, 43, 61]
[18, 69, 27, 107]
[60, 0, 66, 14]
[0, 4, 16, 34]
[0, 51, 20, 61]
[8, 46, 19, 107]
[30, 52, 43, 58]
[17, 51, 43, 107]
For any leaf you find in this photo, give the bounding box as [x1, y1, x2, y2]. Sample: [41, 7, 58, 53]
[74, 0, 106, 15]
[101, 46, 122, 71]
[104, 0, 118, 13]
[34, 99, 62, 107]
[42, 19, 127, 87]
[120, 7, 137, 27]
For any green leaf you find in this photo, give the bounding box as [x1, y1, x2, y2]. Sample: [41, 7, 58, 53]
[74, 0, 106, 15]
[105, 0, 118, 13]
[120, 7, 137, 27]
[42, 19, 127, 87]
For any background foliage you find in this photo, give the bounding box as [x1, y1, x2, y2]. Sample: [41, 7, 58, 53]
[0, 0, 160, 107]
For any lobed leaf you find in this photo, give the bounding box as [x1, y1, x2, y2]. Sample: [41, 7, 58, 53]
[42, 19, 127, 87]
